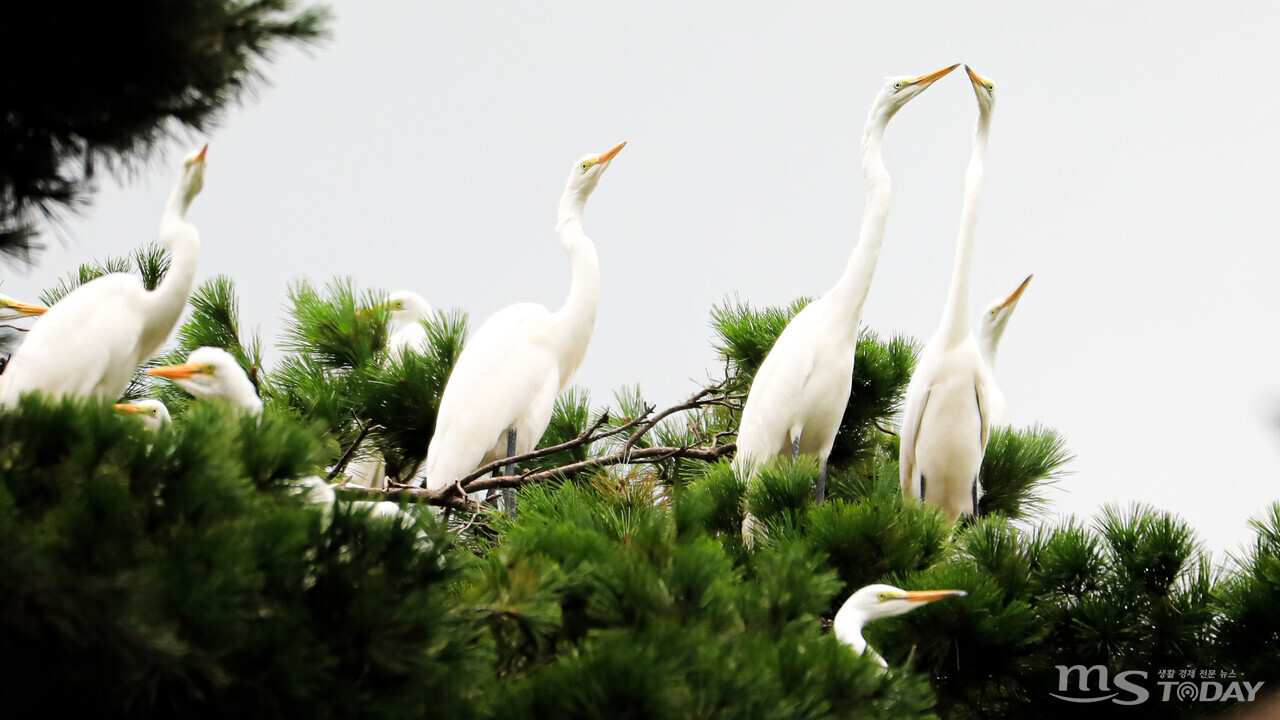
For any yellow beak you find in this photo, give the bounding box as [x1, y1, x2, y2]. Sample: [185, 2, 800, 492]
[909, 63, 960, 87]
[113, 403, 145, 414]
[965, 65, 991, 90]
[7, 301, 48, 317]
[195, 144, 208, 163]
[900, 589, 967, 604]
[147, 362, 204, 379]
[1001, 274, 1033, 308]
[597, 141, 627, 164]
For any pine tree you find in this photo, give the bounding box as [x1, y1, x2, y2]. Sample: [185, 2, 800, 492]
[0, 0, 329, 262]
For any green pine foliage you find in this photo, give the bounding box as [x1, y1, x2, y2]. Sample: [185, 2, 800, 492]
[977, 425, 1073, 520]
[0, 396, 485, 717]
[1214, 504, 1280, 683]
[37, 241, 170, 306]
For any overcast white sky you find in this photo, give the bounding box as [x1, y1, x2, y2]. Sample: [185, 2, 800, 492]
[5, 1, 1279, 558]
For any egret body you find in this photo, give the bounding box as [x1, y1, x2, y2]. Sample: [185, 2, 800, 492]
[900, 66, 997, 519]
[0, 147, 208, 405]
[147, 347, 262, 416]
[732, 65, 957, 539]
[419, 143, 625, 504]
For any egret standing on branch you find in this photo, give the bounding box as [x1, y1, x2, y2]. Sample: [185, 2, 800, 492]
[833, 584, 966, 667]
[978, 274, 1031, 427]
[732, 64, 958, 521]
[419, 143, 626, 513]
[0, 146, 208, 406]
[900, 66, 997, 520]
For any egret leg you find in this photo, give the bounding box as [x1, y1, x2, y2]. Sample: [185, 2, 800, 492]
[791, 437, 800, 461]
[919, 474, 927, 505]
[815, 459, 827, 504]
[503, 428, 517, 520]
[970, 478, 980, 517]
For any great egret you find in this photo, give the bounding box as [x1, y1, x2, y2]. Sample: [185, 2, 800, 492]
[899, 66, 997, 520]
[833, 584, 966, 667]
[732, 64, 958, 536]
[147, 346, 262, 416]
[344, 290, 434, 489]
[113, 399, 172, 432]
[977, 275, 1031, 427]
[418, 142, 626, 511]
[0, 295, 48, 321]
[0, 146, 208, 406]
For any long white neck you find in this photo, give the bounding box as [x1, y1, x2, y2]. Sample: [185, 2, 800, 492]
[551, 194, 600, 385]
[978, 327, 1001, 369]
[141, 181, 201, 358]
[826, 106, 893, 341]
[937, 107, 993, 346]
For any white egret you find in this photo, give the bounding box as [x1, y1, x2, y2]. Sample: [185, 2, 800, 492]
[899, 66, 997, 520]
[0, 295, 48, 321]
[113, 399, 172, 432]
[833, 584, 966, 667]
[732, 64, 958, 538]
[147, 347, 262, 416]
[418, 142, 626, 512]
[977, 274, 1032, 427]
[0, 146, 208, 406]
[344, 290, 433, 489]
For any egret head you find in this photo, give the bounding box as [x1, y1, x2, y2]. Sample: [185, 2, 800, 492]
[838, 583, 967, 623]
[179, 144, 209, 212]
[965, 65, 996, 115]
[978, 274, 1032, 352]
[146, 346, 261, 415]
[384, 290, 432, 324]
[874, 64, 959, 119]
[560, 142, 626, 220]
[113, 398, 171, 432]
[0, 294, 48, 320]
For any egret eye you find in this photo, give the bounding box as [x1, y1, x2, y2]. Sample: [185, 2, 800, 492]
[986, 83, 994, 91]
[877, 592, 890, 601]
[990, 308, 999, 317]
[894, 82, 904, 90]
[581, 162, 590, 172]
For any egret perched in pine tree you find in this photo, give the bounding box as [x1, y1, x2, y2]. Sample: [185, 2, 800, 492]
[732, 64, 957, 542]
[977, 275, 1031, 427]
[113, 399, 172, 431]
[0, 146, 208, 406]
[900, 66, 998, 520]
[147, 347, 262, 416]
[833, 584, 966, 667]
[344, 289, 434, 489]
[419, 142, 625, 511]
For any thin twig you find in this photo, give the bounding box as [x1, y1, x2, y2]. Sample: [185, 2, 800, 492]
[454, 411, 612, 486]
[327, 418, 377, 480]
[874, 419, 899, 437]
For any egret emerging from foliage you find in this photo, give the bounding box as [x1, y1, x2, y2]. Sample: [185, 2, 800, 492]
[900, 66, 997, 520]
[0, 146, 208, 406]
[834, 584, 966, 667]
[977, 274, 1031, 427]
[344, 290, 434, 489]
[733, 64, 958, 536]
[0, 295, 48, 321]
[113, 399, 172, 432]
[147, 347, 262, 416]
[419, 142, 626, 511]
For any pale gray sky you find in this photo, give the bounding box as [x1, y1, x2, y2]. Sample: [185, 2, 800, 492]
[5, 1, 1279, 557]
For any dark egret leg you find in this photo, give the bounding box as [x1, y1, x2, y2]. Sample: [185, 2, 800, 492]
[815, 459, 828, 503]
[970, 478, 980, 517]
[791, 437, 800, 461]
[919, 474, 927, 505]
[503, 428, 517, 520]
